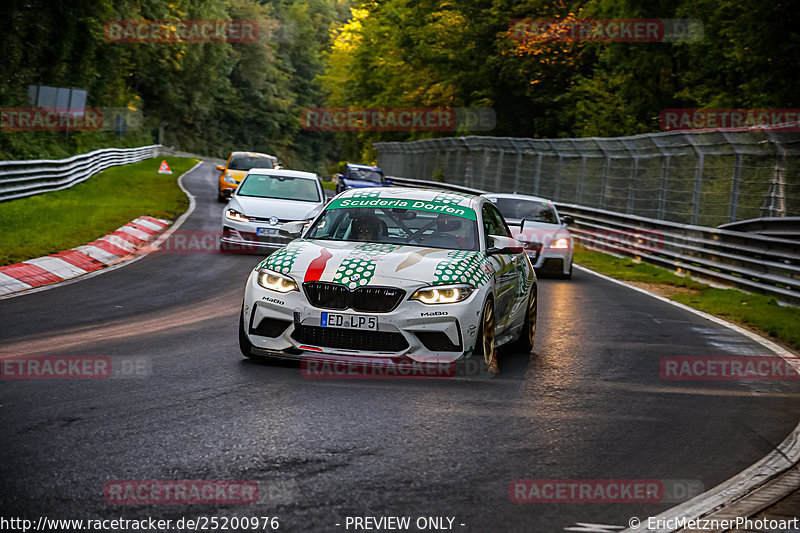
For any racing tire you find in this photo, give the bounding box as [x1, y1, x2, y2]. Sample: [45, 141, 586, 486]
[509, 286, 537, 354]
[560, 263, 573, 280]
[476, 298, 498, 374]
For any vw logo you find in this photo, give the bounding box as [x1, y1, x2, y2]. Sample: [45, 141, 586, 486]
[269, 216, 279, 226]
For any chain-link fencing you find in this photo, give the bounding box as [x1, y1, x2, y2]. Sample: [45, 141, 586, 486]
[375, 130, 800, 227]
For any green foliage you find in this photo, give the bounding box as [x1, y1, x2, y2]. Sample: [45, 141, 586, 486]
[0, 0, 348, 171]
[320, 0, 798, 159]
[0, 157, 197, 266]
[1, 1, 796, 166]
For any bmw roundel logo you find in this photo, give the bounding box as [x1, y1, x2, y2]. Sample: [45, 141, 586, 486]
[269, 216, 279, 226]
[349, 274, 361, 282]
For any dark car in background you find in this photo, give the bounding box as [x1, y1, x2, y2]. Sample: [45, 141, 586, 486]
[335, 163, 390, 194]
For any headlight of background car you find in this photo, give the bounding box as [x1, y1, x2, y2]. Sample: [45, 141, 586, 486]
[223, 173, 237, 184]
[549, 237, 570, 249]
[256, 269, 298, 293]
[411, 284, 475, 304]
[226, 209, 250, 223]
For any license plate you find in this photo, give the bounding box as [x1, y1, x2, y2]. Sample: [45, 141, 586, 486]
[257, 227, 279, 236]
[321, 312, 377, 330]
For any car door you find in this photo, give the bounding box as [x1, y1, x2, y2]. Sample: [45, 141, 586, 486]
[482, 202, 524, 330]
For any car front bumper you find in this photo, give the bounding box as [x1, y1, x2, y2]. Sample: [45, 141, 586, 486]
[242, 270, 484, 363]
[221, 222, 291, 253]
[526, 246, 573, 275]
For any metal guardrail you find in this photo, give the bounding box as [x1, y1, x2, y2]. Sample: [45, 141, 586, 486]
[388, 175, 800, 306]
[0, 145, 162, 202]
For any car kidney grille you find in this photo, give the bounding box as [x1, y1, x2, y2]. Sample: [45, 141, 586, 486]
[292, 325, 409, 352]
[303, 282, 405, 313]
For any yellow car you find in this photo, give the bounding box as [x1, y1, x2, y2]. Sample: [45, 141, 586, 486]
[217, 151, 280, 201]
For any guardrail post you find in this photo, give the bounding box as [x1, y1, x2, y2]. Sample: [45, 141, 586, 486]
[761, 130, 789, 218]
[685, 135, 704, 225]
[463, 138, 474, 188]
[494, 147, 505, 191]
[453, 140, 463, 184]
[658, 155, 670, 220]
[534, 153, 543, 196]
[554, 154, 564, 201]
[512, 151, 523, 193]
[729, 153, 743, 222]
[577, 155, 587, 204]
[598, 147, 610, 210]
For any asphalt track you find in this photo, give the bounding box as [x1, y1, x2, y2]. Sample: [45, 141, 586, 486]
[2, 162, 800, 532]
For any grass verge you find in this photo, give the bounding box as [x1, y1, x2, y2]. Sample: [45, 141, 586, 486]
[0, 157, 198, 266]
[573, 249, 800, 351]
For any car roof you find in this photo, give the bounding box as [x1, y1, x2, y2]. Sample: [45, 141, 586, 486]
[336, 186, 483, 210]
[347, 163, 382, 171]
[229, 151, 277, 159]
[246, 168, 319, 180]
[482, 192, 556, 206]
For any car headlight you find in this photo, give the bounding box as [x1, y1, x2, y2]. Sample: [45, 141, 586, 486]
[225, 209, 250, 222]
[223, 173, 237, 185]
[410, 284, 475, 304]
[256, 269, 299, 293]
[550, 237, 570, 249]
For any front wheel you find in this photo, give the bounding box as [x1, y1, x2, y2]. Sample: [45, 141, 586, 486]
[476, 298, 498, 374]
[509, 286, 537, 354]
[560, 262, 573, 280]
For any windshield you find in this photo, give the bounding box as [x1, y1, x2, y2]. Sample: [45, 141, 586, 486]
[347, 168, 384, 183]
[306, 207, 479, 251]
[491, 197, 559, 224]
[237, 174, 320, 202]
[228, 156, 275, 171]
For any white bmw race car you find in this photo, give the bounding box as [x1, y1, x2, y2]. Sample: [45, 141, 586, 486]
[239, 187, 537, 373]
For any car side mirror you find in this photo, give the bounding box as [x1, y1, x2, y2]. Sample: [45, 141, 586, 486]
[279, 221, 306, 239]
[487, 235, 523, 255]
[561, 215, 574, 225]
[385, 178, 393, 186]
[216, 165, 224, 171]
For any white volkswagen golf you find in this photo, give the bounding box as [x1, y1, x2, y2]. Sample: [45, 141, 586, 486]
[238, 187, 537, 374]
[220, 168, 326, 253]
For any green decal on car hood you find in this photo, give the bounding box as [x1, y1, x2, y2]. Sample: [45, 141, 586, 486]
[433, 250, 491, 286]
[256, 240, 493, 289]
[332, 243, 403, 289]
[258, 240, 310, 274]
[326, 198, 477, 220]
